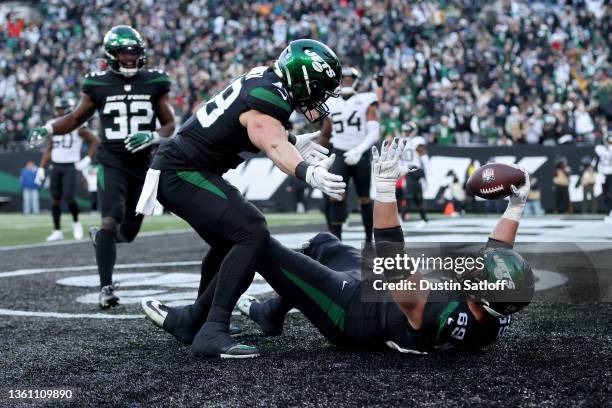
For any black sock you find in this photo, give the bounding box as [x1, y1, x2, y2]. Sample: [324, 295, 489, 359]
[420, 207, 428, 222]
[68, 201, 79, 222]
[96, 229, 117, 287]
[330, 224, 342, 240]
[51, 203, 61, 230]
[360, 202, 373, 242]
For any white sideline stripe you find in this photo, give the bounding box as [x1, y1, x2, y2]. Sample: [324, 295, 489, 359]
[0, 308, 144, 319]
[0, 261, 201, 278]
[0, 229, 192, 252]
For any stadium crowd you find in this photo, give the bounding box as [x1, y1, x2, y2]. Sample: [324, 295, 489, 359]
[0, 0, 610, 150]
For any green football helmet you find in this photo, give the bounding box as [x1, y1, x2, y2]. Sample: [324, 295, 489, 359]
[103, 25, 146, 77]
[274, 39, 341, 122]
[457, 247, 535, 317]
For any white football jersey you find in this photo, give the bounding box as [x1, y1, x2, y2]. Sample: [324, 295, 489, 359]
[401, 136, 427, 169]
[595, 145, 612, 175]
[48, 121, 83, 164]
[327, 92, 378, 151]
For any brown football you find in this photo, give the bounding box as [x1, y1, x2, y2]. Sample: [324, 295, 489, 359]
[466, 163, 525, 199]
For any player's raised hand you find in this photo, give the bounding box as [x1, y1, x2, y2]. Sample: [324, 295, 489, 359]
[372, 137, 407, 202]
[509, 167, 530, 205]
[504, 167, 531, 222]
[27, 124, 53, 147]
[124, 131, 160, 153]
[294, 130, 329, 165]
[305, 153, 346, 200]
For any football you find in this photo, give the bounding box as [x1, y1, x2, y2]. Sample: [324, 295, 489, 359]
[466, 163, 526, 199]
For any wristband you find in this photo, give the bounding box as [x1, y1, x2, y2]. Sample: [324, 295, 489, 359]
[502, 202, 525, 222]
[287, 132, 297, 145]
[295, 161, 309, 181]
[44, 123, 54, 135]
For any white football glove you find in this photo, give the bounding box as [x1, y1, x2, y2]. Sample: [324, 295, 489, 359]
[343, 146, 365, 166]
[35, 167, 45, 186]
[74, 156, 91, 171]
[503, 167, 530, 222]
[305, 154, 346, 200]
[294, 131, 329, 165]
[372, 137, 407, 202]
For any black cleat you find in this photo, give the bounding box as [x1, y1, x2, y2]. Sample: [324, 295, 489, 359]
[191, 322, 259, 359]
[99, 284, 119, 309]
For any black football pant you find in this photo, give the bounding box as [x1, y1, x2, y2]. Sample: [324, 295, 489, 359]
[164, 232, 383, 348]
[157, 169, 269, 335]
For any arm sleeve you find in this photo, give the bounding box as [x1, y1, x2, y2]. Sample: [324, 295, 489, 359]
[245, 86, 292, 127]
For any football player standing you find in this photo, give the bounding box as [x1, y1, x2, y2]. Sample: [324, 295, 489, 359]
[318, 67, 381, 242]
[136, 39, 344, 358]
[35, 97, 99, 241]
[28, 26, 176, 308]
[398, 121, 430, 227]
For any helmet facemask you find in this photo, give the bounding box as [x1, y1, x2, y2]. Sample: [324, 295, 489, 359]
[340, 67, 361, 97]
[103, 26, 146, 78]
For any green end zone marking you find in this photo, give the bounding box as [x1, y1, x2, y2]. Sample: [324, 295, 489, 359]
[176, 171, 227, 200]
[249, 87, 291, 113]
[281, 268, 345, 331]
[436, 301, 459, 340]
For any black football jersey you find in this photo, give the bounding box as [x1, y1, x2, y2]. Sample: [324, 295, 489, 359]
[421, 291, 512, 352]
[152, 66, 294, 174]
[82, 69, 171, 169]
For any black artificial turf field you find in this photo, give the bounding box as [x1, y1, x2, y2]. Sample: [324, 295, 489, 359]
[0, 227, 610, 407]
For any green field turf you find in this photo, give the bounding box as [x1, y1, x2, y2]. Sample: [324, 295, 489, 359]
[0, 212, 325, 247]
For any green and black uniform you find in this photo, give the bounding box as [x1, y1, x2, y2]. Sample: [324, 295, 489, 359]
[164, 232, 512, 352]
[82, 68, 170, 223]
[82, 68, 170, 288]
[152, 66, 295, 354]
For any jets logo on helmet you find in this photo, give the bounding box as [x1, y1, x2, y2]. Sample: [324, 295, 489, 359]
[274, 39, 342, 123]
[456, 247, 535, 317]
[103, 25, 146, 77]
[304, 49, 336, 78]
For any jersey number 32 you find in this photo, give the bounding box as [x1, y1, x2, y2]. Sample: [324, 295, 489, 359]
[103, 101, 154, 139]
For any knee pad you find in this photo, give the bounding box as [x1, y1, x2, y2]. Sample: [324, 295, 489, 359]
[100, 216, 119, 232]
[328, 201, 348, 224]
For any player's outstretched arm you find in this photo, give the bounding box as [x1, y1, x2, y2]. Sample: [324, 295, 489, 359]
[317, 117, 332, 148]
[489, 170, 530, 247]
[242, 109, 346, 200]
[28, 93, 96, 147]
[372, 138, 429, 329]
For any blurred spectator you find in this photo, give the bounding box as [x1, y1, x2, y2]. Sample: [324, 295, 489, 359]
[553, 158, 571, 214]
[0, 0, 609, 148]
[580, 163, 597, 214]
[525, 175, 545, 216]
[20, 161, 39, 215]
[432, 115, 455, 146]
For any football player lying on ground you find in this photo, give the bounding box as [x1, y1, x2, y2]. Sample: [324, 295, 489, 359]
[142, 138, 534, 354]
